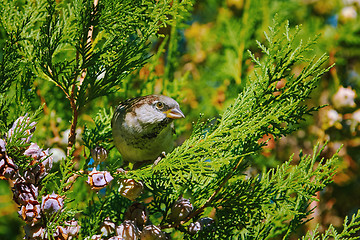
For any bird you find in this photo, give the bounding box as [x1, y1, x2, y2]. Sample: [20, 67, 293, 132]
[111, 95, 185, 169]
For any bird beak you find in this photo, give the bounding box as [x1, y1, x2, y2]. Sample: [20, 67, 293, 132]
[164, 107, 185, 119]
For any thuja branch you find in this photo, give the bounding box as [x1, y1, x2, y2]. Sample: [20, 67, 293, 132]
[160, 157, 245, 229]
[67, 92, 78, 155]
[78, 0, 98, 88]
[67, 0, 99, 155]
[187, 157, 244, 220]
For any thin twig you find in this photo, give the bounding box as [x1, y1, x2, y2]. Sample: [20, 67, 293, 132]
[63, 169, 84, 192]
[67, 90, 78, 155]
[67, 0, 99, 155]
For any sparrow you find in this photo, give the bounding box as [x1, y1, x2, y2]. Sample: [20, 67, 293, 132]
[111, 95, 185, 168]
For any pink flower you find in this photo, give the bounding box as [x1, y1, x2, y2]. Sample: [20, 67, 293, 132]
[115, 220, 140, 239]
[65, 219, 81, 238]
[24, 143, 42, 159]
[0, 139, 6, 153]
[86, 168, 114, 190]
[100, 217, 116, 237]
[18, 199, 41, 223]
[7, 116, 36, 144]
[24, 224, 46, 240]
[41, 192, 64, 216]
[12, 180, 38, 205]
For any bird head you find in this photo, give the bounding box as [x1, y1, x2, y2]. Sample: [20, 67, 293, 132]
[130, 95, 185, 126]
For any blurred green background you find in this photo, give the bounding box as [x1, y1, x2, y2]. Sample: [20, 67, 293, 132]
[1, 0, 360, 239]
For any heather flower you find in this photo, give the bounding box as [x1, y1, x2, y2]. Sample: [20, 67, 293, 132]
[54, 225, 69, 240]
[12, 180, 38, 205]
[24, 224, 46, 240]
[86, 168, 114, 190]
[320, 108, 342, 130]
[2, 165, 18, 180]
[118, 179, 144, 201]
[24, 143, 42, 159]
[353, 109, 360, 123]
[169, 197, 193, 223]
[100, 217, 116, 237]
[24, 144, 53, 171]
[24, 147, 53, 184]
[124, 202, 149, 229]
[327, 109, 342, 125]
[1, 156, 19, 180]
[0, 138, 6, 153]
[65, 219, 81, 238]
[0, 142, 18, 180]
[39, 149, 53, 171]
[339, 6, 357, 23]
[41, 192, 64, 216]
[18, 199, 41, 223]
[7, 116, 36, 144]
[140, 225, 167, 240]
[349, 109, 360, 132]
[115, 220, 140, 239]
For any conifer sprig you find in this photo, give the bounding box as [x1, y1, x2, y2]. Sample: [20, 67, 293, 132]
[121, 20, 335, 238]
[34, 0, 193, 154]
[0, 0, 42, 94]
[302, 210, 360, 240]
[130, 21, 331, 191]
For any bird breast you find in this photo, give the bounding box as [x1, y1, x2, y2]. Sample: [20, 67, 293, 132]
[113, 121, 174, 163]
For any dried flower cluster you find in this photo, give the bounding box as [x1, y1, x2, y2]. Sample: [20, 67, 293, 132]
[0, 138, 18, 180]
[118, 179, 144, 201]
[188, 217, 214, 235]
[87, 202, 169, 240]
[169, 197, 193, 223]
[85, 195, 213, 239]
[1, 116, 80, 239]
[87, 168, 114, 190]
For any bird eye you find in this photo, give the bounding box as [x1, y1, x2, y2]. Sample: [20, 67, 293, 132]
[155, 101, 164, 109]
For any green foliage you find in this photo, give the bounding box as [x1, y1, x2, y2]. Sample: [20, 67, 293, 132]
[0, 0, 38, 94]
[184, 144, 340, 239]
[302, 210, 360, 240]
[116, 20, 341, 238]
[1, 0, 360, 240]
[130, 20, 329, 191]
[34, 0, 193, 110]
[249, 144, 339, 239]
[0, 0, 42, 130]
[5, 109, 42, 171]
[83, 108, 113, 151]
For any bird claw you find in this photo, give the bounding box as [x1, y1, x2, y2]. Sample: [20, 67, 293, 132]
[116, 168, 128, 174]
[152, 152, 166, 170]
